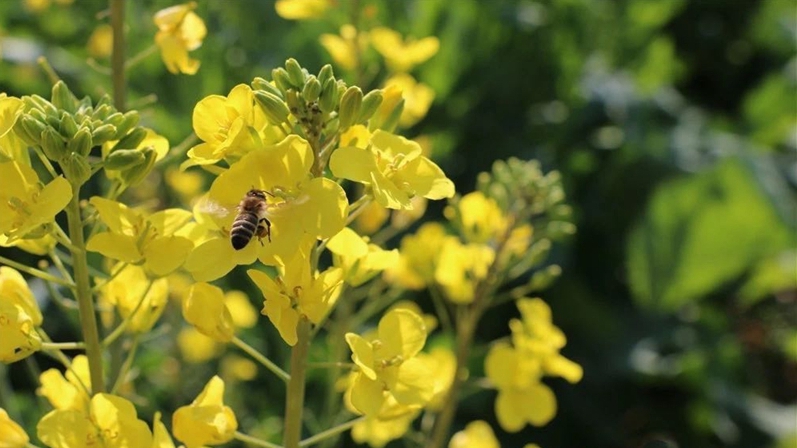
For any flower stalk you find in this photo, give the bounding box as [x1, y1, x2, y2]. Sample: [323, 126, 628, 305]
[283, 318, 311, 448]
[110, 0, 126, 111]
[64, 186, 105, 394]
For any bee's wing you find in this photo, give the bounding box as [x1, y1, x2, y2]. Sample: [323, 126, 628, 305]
[195, 197, 233, 219]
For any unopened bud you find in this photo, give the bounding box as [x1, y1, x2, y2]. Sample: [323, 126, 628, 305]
[545, 221, 576, 239]
[338, 86, 363, 131]
[41, 127, 67, 161]
[357, 90, 383, 123]
[59, 112, 79, 138]
[254, 90, 290, 125]
[91, 124, 117, 145]
[378, 98, 404, 133]
[112, 127, 147, 151]
[284, 58, 306, 88]
[104, 149, 147, 171]
[252, 77, 284, 99]
[17, 116, 46, 145]
[526, 264, 562, 292]
[285, 90, 302, 116]
[302, 75, 322, 103]
[95, 94, 112, 109]
[120, 146, 157, 185]
[114, 111, 140, 139]
[30, 95, 57, 116]
[318, 77, 339, 114]
[68, 127, 93, 157]
[317, 64, 334, 85]
[50, 81, 77, 113]
[61, 152, 92, 185]
[272, 68, 293, 93]
[92, 104, 112, 121]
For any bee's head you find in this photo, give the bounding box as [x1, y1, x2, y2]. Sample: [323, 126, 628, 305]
[246, 189, 267, 200]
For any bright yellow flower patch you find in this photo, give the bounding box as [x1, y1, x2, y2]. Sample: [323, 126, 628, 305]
[0, 269, 42, 363]
[384, 222, 452, 289]
[177, 327, 221, 363]
[0, 233, 56, 255]
[330, 130, 454, 210]
[172, 376, 237, 448]
[86, 24, 113, 59]
[0, 408, 29, 448]
[327, 227, 399, 286]
[0, 94, 22, 140]
[345, 308, 433, 417]
[38, 355, 91, 412]
[86, 197, 193, 276]
[0, 266, 42, 326]
[100, 264, 169, 334]
[0, 161, 71, 242]
[446, 191, 508, 244]
[275, 0, 331, 20]
[320, 25, 365, 71]
[37, 393, 153, 448]
[151, 412, 176, 448]
[449, 420, 500, 448]
[435, 239, 494, 304]
[154, 2, 207, 75]
[248, 249, 343, 345]
[370, 27, 439, 73]
[383, 74, 435, 128]
[182, 283, 235, 342]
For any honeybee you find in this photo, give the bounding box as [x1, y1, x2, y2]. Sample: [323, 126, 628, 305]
[230, 189, 272, 250]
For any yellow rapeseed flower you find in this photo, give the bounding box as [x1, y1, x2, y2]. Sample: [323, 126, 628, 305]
[384, 222, 452, 289]
[37, 393, 153, 448]
[449, 420, 500, 448]
[0, 233, 56, 255]
[37, 355, 91, 412]
[370, 27, 439, 73]
[86, 24, 113, 59]
[0, 267, 42, 363]
[330, 130, 454, 210]
[0, 94, 23, 142]
[327, 227, 399, 286]
[383, 74, 435, 128]
[275, 0, 331, 20]
[320, 25, 366, 71]
[345, 308, 433, 416]
[446, 191, 508, 244]
[177, 327, 221, 363]
[0, 408, 29, 448]
[100, 264, 169, 334]
[154, 2, 207, 75]
[172, 376, 237, 448]
[182, 283, 235, 342]
[86, 197, 193, 276]
[152, 412, 176, 448]
[0, 266, 42, 326]
[434, 239, 494, 304]
[0, 161, 71, 242]
[248, 249, 343, 345]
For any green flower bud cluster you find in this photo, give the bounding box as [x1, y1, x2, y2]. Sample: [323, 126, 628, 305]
[251, 58, 384, 143]
[13, 81, 148, 186]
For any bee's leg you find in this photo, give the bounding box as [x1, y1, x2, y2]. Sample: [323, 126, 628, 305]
[256, 218, 272, 244]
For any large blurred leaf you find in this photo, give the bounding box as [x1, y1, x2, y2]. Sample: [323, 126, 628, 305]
[627, 158, 792, 310]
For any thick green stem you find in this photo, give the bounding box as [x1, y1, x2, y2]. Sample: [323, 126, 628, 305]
[426, 312, 478, 448]
[65, 189, 105, 394]
[110, 0, 126, 111]
[283, 319, 311, 448]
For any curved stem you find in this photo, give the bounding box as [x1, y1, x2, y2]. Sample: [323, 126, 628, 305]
[41, 342, 85, 351]
[283, 319, 311, 448]
[0, 255, 74, 288]
[124, 43, 158, 70]
[110, 0, 126, 111]
[65, 187, 105, 394]
[299, 417, 364, 447]
[232, 336, 290, 383]
[110, 338, 138, 394]
[234, 432, 283, 448]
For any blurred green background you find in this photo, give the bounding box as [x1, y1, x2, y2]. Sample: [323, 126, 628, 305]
[1, 0, 795, 447]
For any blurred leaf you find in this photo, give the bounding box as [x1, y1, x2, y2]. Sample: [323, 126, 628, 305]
[742, 73, 797, 148]
[634, 36, 684, 94]
[738, 250, 797, 306]
[627, 158, 792, 311]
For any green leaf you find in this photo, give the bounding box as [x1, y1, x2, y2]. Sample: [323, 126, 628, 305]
[627, 158, 792, 310]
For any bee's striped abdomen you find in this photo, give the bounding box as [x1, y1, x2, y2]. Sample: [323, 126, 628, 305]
[230, 212, 259, 250]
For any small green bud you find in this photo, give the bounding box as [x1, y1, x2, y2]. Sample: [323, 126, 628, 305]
[338, 86, 363, 131]
[17, 116, 47, 145]
[252, 77, 284, 99]
[91, 124, 118, 145]
[92, 104, 113, 121]
[357, 90, 383, 123]
[114, 111, 140, 138]
[28, 108, 48, 124]
[45, 113, 61, 131]
[112, 127, 147, 151]
[526, 264, 562, 292]
[67, 127, 94, 157]
[61, 152, 92, 185]
[105, 112, 125, 129]
[377, 98, 404, 133]
[302, 76, 322, 103]
[95, 94, 112, 109]
[77, 95, 93, 111]
[317, 64, 334, 85]
[526, 239, 552, 268]
[272, 68, 293, 93]
[285, 90, 302, 116]
[285, 58, 306, 88]
[254, 91, 290, 125]
[104, 149, 147, 171]
[59, 112, 79, 138]
[50, 81, 78, 113]
[318, 77, 339, 114]
[41, 127, 67, 161]
[545, 221, 576, 239]
[29, 95, 57, 116]
[120, 146, 157, 185]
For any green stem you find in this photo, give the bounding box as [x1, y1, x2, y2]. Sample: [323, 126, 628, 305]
[307, 361, 354, 370]
[48, 249, 74, 285]
[0, 254, 74, 288]
[110, 338, 138, 394]
[101, 280, 153, 347]
[232, 337, 290, 383]
[234, 432, 283, 448]
[110, 0, 126, 111]
[299, 417, 364, 447]
[41, 342, 85, 350]
[32, 146, 59, 179]
[65, 187, 105, 394]
[283, 319, 311, 448]
[37, 56, 61, 84]
[124, 43, 158, 70]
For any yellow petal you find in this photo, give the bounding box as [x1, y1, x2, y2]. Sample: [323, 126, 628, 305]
[327, 227, 369, 258]
[0, 302, 41, 363]
[0, 96, 22, 138]
[449, 420, 500, 448]
[172, 376, 237, 448]
[275, 0, 329, 19]
[349, 372, 386, 417]
[192, 95, 230, 142]
[295, 177, 348, 238]
[0, 408, 28, 448]
[185, 236, 257, 282]
[86, 232, 142, 263]
[345, 333, 376, 380]
[371, 170, 412, 210]
[389, 357, 434, 406]
[370, 130, 423, 159]
[37, 409, 92, 448]
[182, 283, 235, 342]
[225, 290, 257, 329]
[142, 235, 193, 276]
[89, 196, 141, 234]
[329, 146, 378, 184]
[378, 308, 426, 359]
[90, 394, 153, 448]
[152, 412, 177, 448]
[396, 156, 454, 200]
[484, 342, 518, 390]
[37, 369, 86, 411]
[521, 383, 557, 426]
[0, 266, 42, 326]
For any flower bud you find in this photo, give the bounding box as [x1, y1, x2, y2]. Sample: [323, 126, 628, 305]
[61, 152, 92, 185]
[104, 149, 147, 171]
[319, 77, 339, 114]
[105, 111, 125, 129]
[91, 123, 118, 145]
[545, 221, 576, 239]
[338, 86, 363, 131]
[92, 104, 113, 121]
[120, 146, 157, 185]
[114, 111, 140, 138]
[29, 94, 58, 116]
[272, 67, 293, 93]
[377, 98, 404, 133]
[302, 75, 322, 103]
[252, 77, 284, 99]
[58, 112, 79, 138]
[317, 64, 334, 85]
[95, 94, 112, 109]
[41, 127, 67, 161]
[526, 264, 561, 292]
[285, 58, 306, 88]
[50, 81, 78, 113]
[358, 89, 383, 123]
[254, 90, 290, 125]
[67, 127, 94, 157]
[112, 126, 147, 151]
[16, 116, 46, 145]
